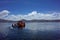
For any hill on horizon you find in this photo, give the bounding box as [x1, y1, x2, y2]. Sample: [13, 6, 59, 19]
[0, 19, 60, 22]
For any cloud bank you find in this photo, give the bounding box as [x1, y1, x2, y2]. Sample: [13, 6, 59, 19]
[0, 10, 10, 18]
[0, 10, 60, 21]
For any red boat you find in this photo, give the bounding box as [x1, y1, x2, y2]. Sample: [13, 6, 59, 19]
[12, 21, 25, 29]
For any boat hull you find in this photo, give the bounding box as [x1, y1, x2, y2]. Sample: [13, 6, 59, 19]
[12, 21, 25, 29]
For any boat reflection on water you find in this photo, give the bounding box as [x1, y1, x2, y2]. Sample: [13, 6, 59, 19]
[12, 21, 25, 29]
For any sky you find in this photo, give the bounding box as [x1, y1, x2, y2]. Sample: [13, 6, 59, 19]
[0, 0, 60, 21]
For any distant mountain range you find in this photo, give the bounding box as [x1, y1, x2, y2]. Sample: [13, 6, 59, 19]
[21, 19, 60, 22]
[0, 19, 60, 22]
[0, 19, 15, 22]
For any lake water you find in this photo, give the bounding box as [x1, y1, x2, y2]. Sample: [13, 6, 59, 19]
[0, 22, 60, 40]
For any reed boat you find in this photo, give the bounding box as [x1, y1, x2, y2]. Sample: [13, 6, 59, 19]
[12, 21, 25, 29]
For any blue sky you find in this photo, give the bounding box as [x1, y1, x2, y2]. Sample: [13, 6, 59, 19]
[0, 0, 60, 20]
[0, 0, 60, 14]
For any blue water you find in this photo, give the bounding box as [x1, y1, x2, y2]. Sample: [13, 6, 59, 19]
[0, 22, 60, 40]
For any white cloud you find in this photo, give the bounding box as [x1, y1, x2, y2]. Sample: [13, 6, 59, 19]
[0, 10, 60, 21]
[0, 10, 10, 18]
